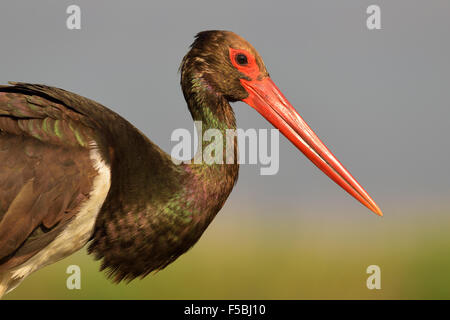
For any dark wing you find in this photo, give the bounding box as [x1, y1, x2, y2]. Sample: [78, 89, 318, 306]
[0, 84, 99, 270]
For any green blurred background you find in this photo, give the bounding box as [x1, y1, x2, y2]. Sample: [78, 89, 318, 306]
[2, 0, 450, 299]
[6, 204, 450, 299]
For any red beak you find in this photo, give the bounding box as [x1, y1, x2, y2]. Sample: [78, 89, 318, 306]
[241, 77, 382, 216]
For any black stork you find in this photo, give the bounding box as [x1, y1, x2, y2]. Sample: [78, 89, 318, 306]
[0, 30, 382, 297]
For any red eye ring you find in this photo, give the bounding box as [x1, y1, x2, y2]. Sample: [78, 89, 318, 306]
[229, 47, 260, 80]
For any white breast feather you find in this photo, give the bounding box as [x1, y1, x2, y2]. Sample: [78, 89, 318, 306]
[9, 144, 111, 281]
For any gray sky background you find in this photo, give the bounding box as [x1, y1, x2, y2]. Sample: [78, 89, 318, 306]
[1, 0, 449, 223]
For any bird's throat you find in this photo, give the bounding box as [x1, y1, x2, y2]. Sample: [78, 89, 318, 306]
[184, 73, 239, 166]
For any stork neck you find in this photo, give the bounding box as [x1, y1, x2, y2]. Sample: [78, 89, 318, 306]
[88, 71, 240, 279]
[182, 73, 238, 166]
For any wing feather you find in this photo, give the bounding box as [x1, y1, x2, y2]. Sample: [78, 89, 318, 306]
[0, 85, 99, 270]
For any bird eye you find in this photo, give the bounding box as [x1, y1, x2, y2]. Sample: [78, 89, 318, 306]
[235, 53, 248, 66]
